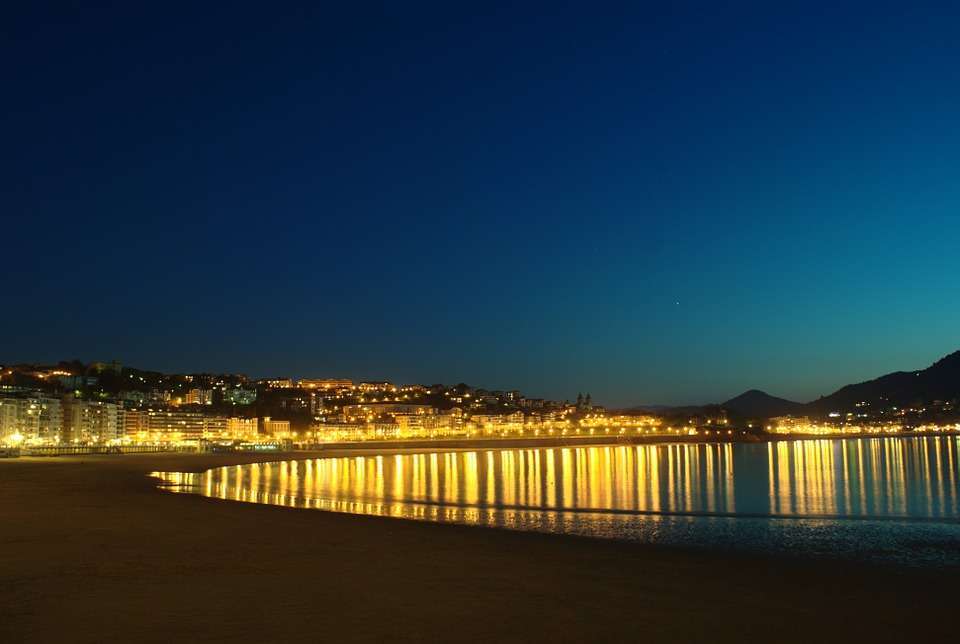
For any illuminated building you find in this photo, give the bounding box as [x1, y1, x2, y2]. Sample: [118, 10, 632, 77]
[767, 416, 904, 435]
[62, 399, 121, 443]
[122, 409, 148, 436]
[394, 410, 462, 434]
[143, 410, 207, 439]
[204, 416, 228, 435]
[356, 381, 396, 393]
[297, 379, 353, 390]
[0, 396, 62, 445]
[579, 414, 660, 429]
[259, 378, 293, 389]
[470, 411, 525, 430]
[123, 410, 257, 442]
[227, 417, 259, 438]
[768, 416, 813, 433]
[393, 413, 428, 432]
[261, 417, 291, 435]
[341, 403, 431, 421]
[184, 388, 213, 405]
[0, 399, 18, 443]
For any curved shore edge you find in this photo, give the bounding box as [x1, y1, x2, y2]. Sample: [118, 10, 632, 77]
[2, 446, 958, 642]
[150, 436, 960, 571]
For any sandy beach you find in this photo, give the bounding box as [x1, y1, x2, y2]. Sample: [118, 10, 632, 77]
[1, 449, 954, 643]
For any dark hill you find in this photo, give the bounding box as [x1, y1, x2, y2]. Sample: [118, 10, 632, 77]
[616, 350, 960, 419]
[722, 390, 804, 418]
[809, 350, 960, 412]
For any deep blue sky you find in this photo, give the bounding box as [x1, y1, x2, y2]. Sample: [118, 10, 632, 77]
[4, 2, 960, 406]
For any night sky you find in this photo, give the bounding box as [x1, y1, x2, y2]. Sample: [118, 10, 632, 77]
[4, 2, 960, 406]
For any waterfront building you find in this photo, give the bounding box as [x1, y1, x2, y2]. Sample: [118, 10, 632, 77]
[395, 409, 467, 437]
[341, 402, 432, 422]
[310, 421, 400, 442]
[311, 407, 467, 442]
[227, 417, 259, 439]
[62, 399, 121, 443]
[579, 414, 660, 429]
[0, 396, 63, 444]
[0, 399, 17, 443]
[204, 415, 228, 435]
[470, 411, 524, 431]
[122, 409, 149, 436]
[122, 409, 246, 442]
[144, 410, 207, 439]
[261, 417, 291, 436]
[393, 413, 426, 432]
[768, 416, 813, 434]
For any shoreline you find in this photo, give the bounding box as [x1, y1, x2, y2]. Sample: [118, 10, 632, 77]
[2, 447, 957, 642]
[152, 437, 960, 570]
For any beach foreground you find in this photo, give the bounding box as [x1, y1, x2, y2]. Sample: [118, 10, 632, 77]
[1, 450, 954, 643]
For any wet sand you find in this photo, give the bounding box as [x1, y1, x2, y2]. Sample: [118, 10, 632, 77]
[1, 449, 954, 643]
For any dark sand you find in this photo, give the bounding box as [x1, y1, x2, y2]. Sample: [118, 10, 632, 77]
[1, 450, 954, 643]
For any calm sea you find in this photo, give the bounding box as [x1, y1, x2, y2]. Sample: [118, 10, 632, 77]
[156, 436, 960, 565]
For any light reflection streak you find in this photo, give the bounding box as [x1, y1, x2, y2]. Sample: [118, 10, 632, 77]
[155, 437, 960, 529]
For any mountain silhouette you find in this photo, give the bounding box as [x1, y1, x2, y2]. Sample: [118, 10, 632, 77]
[808, 350, 960, 413]
[629, 350, 960, 419]
[722, 389, 804, 418]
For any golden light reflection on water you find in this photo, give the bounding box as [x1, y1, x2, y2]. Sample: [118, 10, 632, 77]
[765, 437, 960, 518]
[156, 438, 960, 530]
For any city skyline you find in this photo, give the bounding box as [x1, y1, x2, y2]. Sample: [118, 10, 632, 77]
[6, 3, 960, 407]
[5, 349, 958, 451]
[3, 345, 960, 408]
[5, 345, 960, 412]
